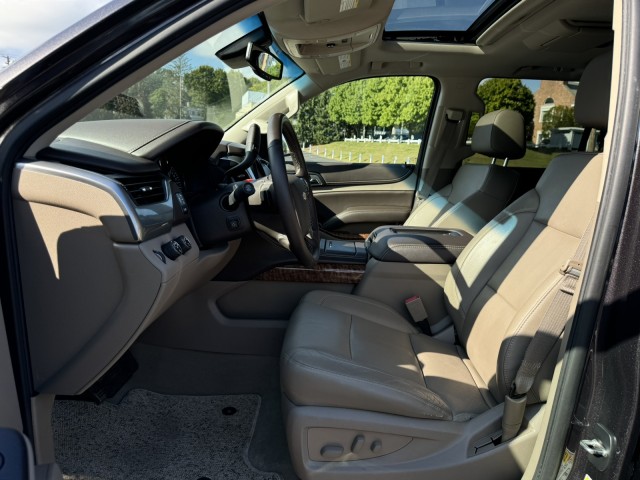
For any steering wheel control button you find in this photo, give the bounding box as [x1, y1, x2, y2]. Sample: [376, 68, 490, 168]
[226, 216, 241, 231]
[152, 250, 166, 264]
[175, 192, 189, 214]
[175, 235, 192, 253]
[320, 444, 344, 459]
[161, 240, 183, 260]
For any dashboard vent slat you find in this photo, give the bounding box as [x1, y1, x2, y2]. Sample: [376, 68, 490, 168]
[117, 175, 166, 206]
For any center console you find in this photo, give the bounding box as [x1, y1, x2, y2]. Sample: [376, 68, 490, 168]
[365, 226, 473, 264]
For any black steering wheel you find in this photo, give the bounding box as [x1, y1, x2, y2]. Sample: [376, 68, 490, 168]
[267, 113, 320, 267]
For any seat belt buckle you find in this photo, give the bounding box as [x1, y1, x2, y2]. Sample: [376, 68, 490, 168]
[405, 296, 428, 324]
[560, 260, 583, 278]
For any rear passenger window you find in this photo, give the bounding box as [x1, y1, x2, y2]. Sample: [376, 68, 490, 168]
[293, 77, 435, 165]
[465, 79, 600, 168]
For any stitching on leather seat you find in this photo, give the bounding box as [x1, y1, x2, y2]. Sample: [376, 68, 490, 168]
[283, 352, 451, 419]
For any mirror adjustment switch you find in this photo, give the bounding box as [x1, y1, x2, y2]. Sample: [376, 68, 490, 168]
[175, 235, 192, 253]
[161, 240, 183, 260]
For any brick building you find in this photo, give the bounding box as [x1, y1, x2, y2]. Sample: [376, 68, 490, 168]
[532, 80, 578, 144]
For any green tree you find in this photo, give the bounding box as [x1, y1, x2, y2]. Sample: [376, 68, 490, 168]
[328, 81, 365, 136]
[476, 78, 535, 138]
[148, 55, 192, 119]
[326, 77, 435, 139]
[184, 65, 229, 108]
[124, 70, 164, 117]
[294, 90, 342, 145]
[541, 105, 576, 138]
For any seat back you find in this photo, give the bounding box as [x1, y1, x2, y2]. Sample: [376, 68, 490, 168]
[444, 52, 612, 403]
[405, 109, 524, 234]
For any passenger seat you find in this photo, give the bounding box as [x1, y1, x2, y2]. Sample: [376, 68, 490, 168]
[405, 109, 524, 235]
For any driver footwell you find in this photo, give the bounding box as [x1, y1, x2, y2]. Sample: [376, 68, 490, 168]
[52, 343, 296, 479]
[53, 390, 280, 480]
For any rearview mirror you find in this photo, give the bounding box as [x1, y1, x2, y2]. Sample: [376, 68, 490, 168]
[246, 42, 283, 81]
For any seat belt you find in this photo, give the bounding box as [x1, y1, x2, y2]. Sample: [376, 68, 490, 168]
[419, 109, 464, 200]
[501, 217, 595, 442]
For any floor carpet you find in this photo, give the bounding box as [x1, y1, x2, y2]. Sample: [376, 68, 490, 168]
[53, 389, 281, 480]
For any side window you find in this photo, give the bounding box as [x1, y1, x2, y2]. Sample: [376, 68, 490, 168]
[465, 79, 595, 168]
[293, 77, 435, 165]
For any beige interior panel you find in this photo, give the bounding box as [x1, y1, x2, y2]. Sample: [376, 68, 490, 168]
[284, 398, 544, 480]
[217, 280, 353, 320]
[12, 163, 238, 395]
[141, 278, 350, 356]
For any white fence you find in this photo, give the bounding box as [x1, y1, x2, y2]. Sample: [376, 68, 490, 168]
[305, 146, 416, 164]
[343, 135, 422, 145]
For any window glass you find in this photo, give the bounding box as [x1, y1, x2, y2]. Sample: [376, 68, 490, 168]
[465, 79, 590, 168]
[385, 0, 499, 32]
[82, 16, 303, 129]
[294, 77, 435, 165]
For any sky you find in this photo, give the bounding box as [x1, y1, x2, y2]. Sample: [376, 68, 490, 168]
[0, 0, 112, 66]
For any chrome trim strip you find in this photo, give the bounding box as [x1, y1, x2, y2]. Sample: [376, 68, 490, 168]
[15, 161, 174, 241]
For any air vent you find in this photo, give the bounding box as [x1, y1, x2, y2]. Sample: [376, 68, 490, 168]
[117, 175, 166, 206]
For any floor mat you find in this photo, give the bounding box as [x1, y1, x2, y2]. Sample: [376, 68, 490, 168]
[53, 389, 281, 480]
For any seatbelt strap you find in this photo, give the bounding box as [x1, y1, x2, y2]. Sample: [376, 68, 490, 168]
[501, 217, 595, 442]
[419, 109, 463, 200]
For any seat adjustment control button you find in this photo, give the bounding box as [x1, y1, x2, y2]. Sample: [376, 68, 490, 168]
[370, 440, 382, 453]
[161, 240, 183, 260]
[351, 435, 365, 453]
[320, 444, 344, 459]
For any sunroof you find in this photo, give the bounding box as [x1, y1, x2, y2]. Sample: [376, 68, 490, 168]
[384, 0, 519, 43]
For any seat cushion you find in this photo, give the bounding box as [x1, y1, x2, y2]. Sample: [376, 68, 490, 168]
[281, 291, 493, 420]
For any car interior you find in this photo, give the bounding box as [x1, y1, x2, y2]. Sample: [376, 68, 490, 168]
[1, 0, 620, 478]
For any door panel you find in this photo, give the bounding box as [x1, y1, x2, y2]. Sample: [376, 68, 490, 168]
[309, 162, 417, 235]
[305, 158, 415, 186]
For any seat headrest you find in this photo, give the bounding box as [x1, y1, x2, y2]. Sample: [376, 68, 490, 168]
[574, 51, 613, 130]
[471, 109, 526, 160]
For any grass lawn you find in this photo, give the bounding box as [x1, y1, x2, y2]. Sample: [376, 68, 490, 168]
[306, 141, 421, 164]
[308, 141, 561, 168]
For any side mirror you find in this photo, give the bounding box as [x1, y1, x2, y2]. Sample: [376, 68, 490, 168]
[246, 42, 283, 81]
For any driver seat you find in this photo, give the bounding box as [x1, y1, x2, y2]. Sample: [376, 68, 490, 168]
[280, 52, 611, 480]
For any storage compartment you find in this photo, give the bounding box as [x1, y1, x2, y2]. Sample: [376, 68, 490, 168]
[365, 226, 473, 264]
[320, 238, 367, 263]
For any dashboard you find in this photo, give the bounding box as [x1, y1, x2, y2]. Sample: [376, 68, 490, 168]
[12, 118, 260, 396]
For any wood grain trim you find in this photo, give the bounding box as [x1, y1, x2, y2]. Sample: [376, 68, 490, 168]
[255, 263, 365, 284]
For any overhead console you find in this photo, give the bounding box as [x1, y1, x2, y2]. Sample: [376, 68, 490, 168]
[265, 0, 393, 73]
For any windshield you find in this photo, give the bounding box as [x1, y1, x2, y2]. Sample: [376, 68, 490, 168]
[83, 15, 303, 129]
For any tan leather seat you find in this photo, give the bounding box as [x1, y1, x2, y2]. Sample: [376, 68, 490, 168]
[281, 52, 612, 479]
[404, 109, 523, 235]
